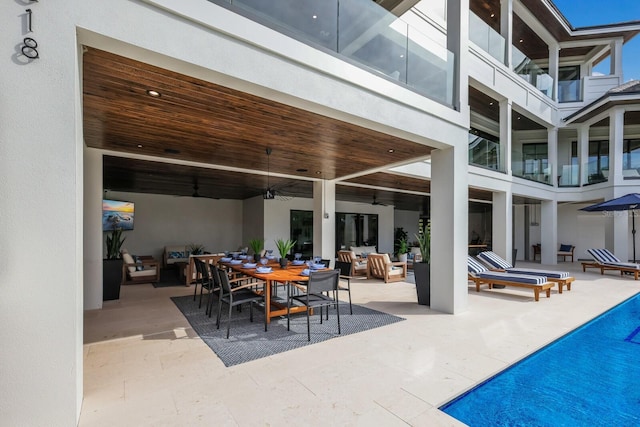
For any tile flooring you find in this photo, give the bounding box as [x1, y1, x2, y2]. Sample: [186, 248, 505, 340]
[81, 262, 640, 426]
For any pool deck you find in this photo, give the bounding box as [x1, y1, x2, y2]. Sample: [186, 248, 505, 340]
[81, 261, 640, 426]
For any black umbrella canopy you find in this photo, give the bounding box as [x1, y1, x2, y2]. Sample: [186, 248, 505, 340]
[581, 193, 640, 262]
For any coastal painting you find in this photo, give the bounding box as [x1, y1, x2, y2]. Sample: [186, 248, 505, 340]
[102, 199, 135, 231]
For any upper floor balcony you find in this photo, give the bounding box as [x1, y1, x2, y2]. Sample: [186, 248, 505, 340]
[214, 0, 455, 107]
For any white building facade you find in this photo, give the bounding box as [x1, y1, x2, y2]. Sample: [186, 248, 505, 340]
[1, 0, 638, 424]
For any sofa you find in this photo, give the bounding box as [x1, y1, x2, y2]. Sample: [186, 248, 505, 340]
[349, 246, 377, 258]
[164, 245, 190, 268]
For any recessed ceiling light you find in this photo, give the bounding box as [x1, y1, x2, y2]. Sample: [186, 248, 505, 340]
[519, 39, 524, 43]
[490, 13, 495, 18]
[296, 168, 308, 172]
[489, 102, 494, 106]
[146, 89, 161, 97]
[312, 15, 317, 19]
[315, 171, 322, 175]
[388, 149, 394, 153]
[137, 144, 143, 148]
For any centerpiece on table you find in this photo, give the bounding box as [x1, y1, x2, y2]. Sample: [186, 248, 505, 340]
[275, 238, 296, 269]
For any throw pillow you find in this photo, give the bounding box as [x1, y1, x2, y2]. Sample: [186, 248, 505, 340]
[559, 244, 572, 252]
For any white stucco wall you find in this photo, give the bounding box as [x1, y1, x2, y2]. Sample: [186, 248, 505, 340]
[1, 1, 83, 424]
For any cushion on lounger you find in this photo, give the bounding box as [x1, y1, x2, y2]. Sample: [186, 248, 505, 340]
[601, 261, 640, 270]
[507, 268, 570, 279]
[587, 248, 620, 264]
[477, 251, 512, 269]
[478, 271, 547, 285]
[467, 256, 488, 274]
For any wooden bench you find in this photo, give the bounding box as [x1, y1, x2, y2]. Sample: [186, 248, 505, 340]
[468, 274, 555, 301]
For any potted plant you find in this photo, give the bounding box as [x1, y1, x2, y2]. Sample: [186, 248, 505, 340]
[397, 237, 409, 263]
[187, 243, 205, 256]
[248, 238, 264, 260]
[103, 227, 126, 301]
[275, 238, 296, 268]
[414, 225, 430, 306]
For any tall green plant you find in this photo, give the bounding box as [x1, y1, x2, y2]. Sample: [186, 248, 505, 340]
[274, 238, 296, 259]
[106, 228, 126, 260]
[414, 224, 430, 264]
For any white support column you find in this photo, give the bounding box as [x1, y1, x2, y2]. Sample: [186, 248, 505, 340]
[500, 0, 513, 68]
[548, 127, 558, 187]
[609, 108, 625, 185]
[492, 191, 513, 263]
[540, 200, 558, 265]
[578, 125, 589, 186]
[447, 0, 469, 113]
[431, 145, 468, 314]
[610, 39, 623, 78]
[83, 148, 103, 310]
[313, 180, 336, 266]
[499, 99, 512, 174]
[549, 44, 559, 101]
[605, 210, 629, 262]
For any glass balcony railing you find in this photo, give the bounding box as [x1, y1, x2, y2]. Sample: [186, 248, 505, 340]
[469, 12, 506, 64]
[558, 79, 582, 103]
[558, 163, 579, 187]
[468, 134, 504, 172]
[512, 47, 554, 99]
[218, 0, 455, 107]
[512, 149, 552, 185]
[584, 160, 608, 185]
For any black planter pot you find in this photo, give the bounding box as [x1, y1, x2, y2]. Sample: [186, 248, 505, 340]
[279, 257, 288, 269]
[103, 259, 123, 301]
[413, 262, 430, 306]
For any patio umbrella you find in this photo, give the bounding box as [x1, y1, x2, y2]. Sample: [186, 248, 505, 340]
[580, 193, 640, 263]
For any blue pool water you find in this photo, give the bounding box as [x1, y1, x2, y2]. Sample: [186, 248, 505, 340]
[441, 293, 640, 426]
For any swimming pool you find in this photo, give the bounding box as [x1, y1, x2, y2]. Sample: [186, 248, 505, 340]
[441, 293, 640, 426]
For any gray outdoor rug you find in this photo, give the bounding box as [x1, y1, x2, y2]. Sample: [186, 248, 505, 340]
[171, 294, 405, 366]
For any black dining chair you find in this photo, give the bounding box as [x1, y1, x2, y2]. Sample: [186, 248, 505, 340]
[215, 267, 267, 339]
[287, 269, 340, 341]
[334, 260, 353, 315]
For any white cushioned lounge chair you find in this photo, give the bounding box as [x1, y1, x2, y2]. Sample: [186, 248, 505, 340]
[476, 250, 574, 293]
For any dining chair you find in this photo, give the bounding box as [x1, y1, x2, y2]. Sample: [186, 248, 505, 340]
[215, 267, 267, 339]
[334, 260, 353, 315]
[287, 269, 340, 341]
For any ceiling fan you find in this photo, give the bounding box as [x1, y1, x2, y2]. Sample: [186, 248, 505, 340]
[179, 181, 217, 199]
[371, 194, 388, 206]
[263, 147, 293, 201]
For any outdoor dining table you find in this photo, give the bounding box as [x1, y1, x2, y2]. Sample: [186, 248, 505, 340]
[221, 260, 326, 323]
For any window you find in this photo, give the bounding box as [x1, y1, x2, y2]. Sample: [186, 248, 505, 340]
[623, 139, 640, 179]
[290, 210, 313, 258]
[587, 140, 609, 184]
[336, 213, 378, 252]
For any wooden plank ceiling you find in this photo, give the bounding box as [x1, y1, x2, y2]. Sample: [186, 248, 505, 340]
[85, 47, 494, 211]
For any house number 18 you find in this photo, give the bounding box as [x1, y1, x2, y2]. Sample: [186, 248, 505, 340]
[21, 4, 39, 59]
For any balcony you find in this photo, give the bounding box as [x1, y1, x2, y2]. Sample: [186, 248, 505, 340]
[218, 0, 455, 107]
[468, 133, 504, 172]
[512, 47, 554, 99]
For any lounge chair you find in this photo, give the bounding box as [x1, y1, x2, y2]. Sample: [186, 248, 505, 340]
[583, 248, 640, 280]
[467, 256, 554, 302]
[367, 253, 407, 283]
[336, 250, 369, 277]
[477, 250, 574, 293]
